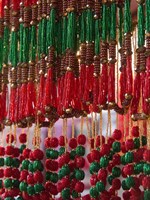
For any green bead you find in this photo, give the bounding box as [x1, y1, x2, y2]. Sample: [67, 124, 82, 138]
[4, 198, 14, 200]
[61, 188, 70, 199]
[46, 149, 58, 159]
[0, 180, 2, 188]
[22, 160, 30, 170]
[125, 176, 135, 189]
[142, 136, 147, 146]
[134, 163, 144, 174]
[50, 173, 58, 183]
[0, 158, 4, 166]
[134, 138, 140, 149]
[61, 165, 70, 176]
[90, 187, 99, 198]
[112, 167, 121, 177]
[122, 180, 130, 190]
[125, 152, 134, 163]
[12, 179, 20, 188]
[59, 147, 65, 156]
[28, 163, 35, 173]
[75, 169, 85, 180]
[58, 170, 64, 179]
[76, 146, 85, 156]
[4, 178, 12, 188]
[19, 182, 28, 192]
[108, 150, 114, 160]
[90, 162, 100, 174]
[144, 163, 150, 175]
[70, 150, 76, 160]
[100, 156, 109, 168]
[96, 181, 105, 192]
[27, 185, 35, 196]
[46, 171, 52, 181]
[72, 190, 79, 198]
[34, 183, 44, 193]
[144, 190, 150, 200]
[108, 175, 114, 185]
[13, 158, 20, 168]
[33, 160, 43, 171]
[20, 144, 26, 153]
[16, 197, 23, 200]
[112, 141, 120, 152]
[5, 157, 13, 166]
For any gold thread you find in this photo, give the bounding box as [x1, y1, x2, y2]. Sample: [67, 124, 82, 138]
[14, 124, 17, 145]
[72, 117, 75, 138]
[81, 116, 84, 135]
[100, 111, 103, 147]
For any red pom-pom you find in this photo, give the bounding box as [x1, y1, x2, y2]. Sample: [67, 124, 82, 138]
[133, 177, 140, 189]
[27, 174, 35, 185]
[5, 146, 14, 156]
[0, 147, 5, 156]
[57, 181, 64, 192]
[69, 161, 76, 172]
[70, 178, 77, 190]
[12, 168, 20, 179]
[143, 149, 150, 162]
[121, 142, 127, 153]
[20, 170, 29, 181]
[13, 147, 20, 157]
[59, 136, 65, 146]
[91, 150, 100, 161]
[108, 137, 115, 147]
[4, 167, 12, 177]
[40, 191, 50, 199]
[75, 156, 85, 168]
[77, 134, 86, 145]
[97, 169, 107, 181]
[44, 138, 51, 148]
[112, 178, 121, 190]
[87, 153, 92, 163]
[96, 135, 105, 147]
[125, 139, 134, 151]
[100, 144, 110, 156]
[45, 182, 58, 195]
[61, 176, 70, 188]
[107, 163, 114, 173]
[22, 192, 33, 200]
[6, 134, 14, 144]
[90, 174, 98, 185]
[69, 138, 77, 149]
[123, 191, 131, 200]
[142, 176, 150, 189]
[123, 164, 134, 176]
[34, 171, 43, 183]
[112, 154, 121, 165]
[33, 149, 44, 160]
[29, 151, 35, 161]
[58, 152, 70, 168]
[100, 191, 111, 200]
[19, 133, 27, 143]
[0, 169, 4, 178]
[50, 137, 59, 148]
[130, 188, 141, 197]
[75, 181, 84, 193]
[82, 194, 91, 200]
[131, 126, 139, 137]
[108, 187, 116, 196]
[112, 129, 122, 141]
[45, 159, 58, 171]
[111, 197, 121, 200]
[22, 148, 31, 159]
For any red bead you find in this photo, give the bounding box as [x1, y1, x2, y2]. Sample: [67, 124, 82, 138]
[20, 170, 29, 181]
[90, 174, 98, 185]
[46, 182, 58, 195]
[107, 137, 115, 147]
[142, 176, 150, 189]
[108, 187, 115, 196]
[107, 163, 114, 173]
[82, 194, 91, 200]
[143, 149, 150, 162]
[57, 181, 63, 192]
[27, 174, 35, 185]
[131, 126, 139, 137]
[59, 136, 65, 146]
[91, 150, 100, 162]
[87, 153, 92, 163]
[45, 159, 58, 171]
[100, 144, 110, 156]
[50, 137, 59, 148]
[111, 197, 121, 200]
[112, 129, 122, 141]
[19, 133, 27, 144]
[112, 178, 121, 190]
[125, 139, 134, 151]
[23, 148, 31, 159]
[44, 138, 51, 148]
[0, 169, 3, 178]
[100, 191, 111, 200]
[75, 181, 84, 193]
[139, 174, 145, 185]
[95, 135, 105, 147]
[29, 151, 35, 161]
[123, 164, 134, 176]
[123, 191, 131, 200]
[75, 156, 85, 168]
[0, 147, 5, 156]
[77, 134, 86, 145]
[13, 147, 20, 157]
[69, 138, 77, 149]
[33, 149, 44, 160]
[112, 154, 121, 165]
[97, 169, 107, 181]
[34, 171, 43, 183]
[6, 134, 14, 144]
[58, 152, 70, 168]
[133, 177, 140, 189]
[12, 168, 20, 179]
[40, 191, 50, 199]
[121, 142, 127, 153]
[61, 176, 70, 188]
[4, 167, 12, 177]
[22, 192, 33, 200]
[70, 178, 77, 190]
[32, 194, 41, 200]
[5, 146, 14, 156]
[130, 188, 141, 197]
[69, 161, 76, 172]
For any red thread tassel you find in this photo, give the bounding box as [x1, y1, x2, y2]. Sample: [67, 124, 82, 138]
[73, 77, 81, 110]
[120, 67, 126, 104]
[9, 87, 17, 123]
[79, 64, 86, 100]
[44, 68, 53, 107]
[93, 76, 99, 112]
[126, 56, 133, 95]
[108, 63, 115, 103]
[0, 0, 4, 18]
[24, 0, 31, 7]
[12, 0, 20, 11]
[19, 83, 27, 120]
[37, 74, 45, 113]
[2, 85, 7, 119]
[52, 83, 57, 108]
[57, 76, 65, 116]
[0, 94, 2, 123]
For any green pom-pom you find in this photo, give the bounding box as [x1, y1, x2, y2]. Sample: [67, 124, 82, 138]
[112, 167, 121, 177]
[34, 183, 44, 193]
[13, 158, 20, 168]
[0, 180, 3, 188]
[100, 156, 109, 168]
[75, 169, 85, 180]
[50, 172, 58, 183]
[22, 160, 30, 170]
[134, 163, 144, 174]
[90, 187, 99, 198]
[61, 188, 70, 199]
[72, 190, 79, 198]
[142, 136, 147, 146]
[19, 182, 28, 192]
[90, 162, 100, 174]
[70, 150, 76, 160]
[27, 185, 35, 196]
[4, 178, 12, 188]
[4, 198, 14, 200]
[61, 165, 70, 176]
[20, 144, 26, 153]
[0, 158, 4, 166]
[46, 171, 52, 181]
[96, 181, 105, 192]
[16, 197, 23, 200]
[125, 176, 135, 188]
[28, 163, 35, 173]
[5, 157, 13, 166]
[33, 160, 44, 171]
[121, 155, 126, 165]
[112, 141, 120, 152]
[125, 152, 134, 163]
[134, 138, 140, 149]
[122, 180, 130, 190]
[108, 175, 115, 185]
[144, 190, 150, 200]
[46, 149, 58, 159]
[76, 146, 85, 156]
[12, 179, 20, 188]
[144, 163, 150, 175]
[59, 147, 65, 156]
[108, 150, 114, 160]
